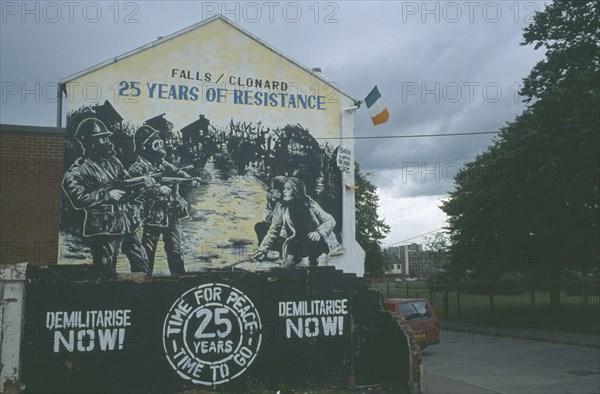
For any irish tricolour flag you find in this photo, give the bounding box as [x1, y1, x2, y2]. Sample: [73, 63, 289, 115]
[365, 86, 389, 125]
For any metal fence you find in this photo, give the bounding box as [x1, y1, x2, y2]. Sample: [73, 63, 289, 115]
[367, 277, 600, 333]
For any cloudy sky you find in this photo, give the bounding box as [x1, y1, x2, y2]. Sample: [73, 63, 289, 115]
[0, 1, 548, 248]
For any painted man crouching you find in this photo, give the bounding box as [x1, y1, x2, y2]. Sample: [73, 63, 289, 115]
[253, 177, 340, 266]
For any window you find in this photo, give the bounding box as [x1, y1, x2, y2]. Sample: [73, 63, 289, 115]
[397, 301, 431, 321]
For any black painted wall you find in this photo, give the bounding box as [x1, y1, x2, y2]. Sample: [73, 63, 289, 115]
[21, 265, 410, 392]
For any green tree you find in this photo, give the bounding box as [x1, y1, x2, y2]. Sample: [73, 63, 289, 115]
[424, 231, 451, 297]
[424, 231, 450, 270]
[424, 231, 450, 254]
[355, 163, 391, 275]
[442, 0, 599, 308]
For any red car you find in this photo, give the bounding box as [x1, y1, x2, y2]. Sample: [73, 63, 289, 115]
[383, 298, 440, 348]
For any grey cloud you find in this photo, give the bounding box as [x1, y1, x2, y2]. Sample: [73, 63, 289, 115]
[1, 1, 546, 201]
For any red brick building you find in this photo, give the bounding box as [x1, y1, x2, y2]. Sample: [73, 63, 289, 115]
[0, 124, 64, 265]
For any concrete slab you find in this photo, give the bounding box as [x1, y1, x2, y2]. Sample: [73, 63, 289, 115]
[425, 372, 501, 394]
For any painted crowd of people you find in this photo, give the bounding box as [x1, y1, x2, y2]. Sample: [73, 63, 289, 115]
[61, 108, 344, 275]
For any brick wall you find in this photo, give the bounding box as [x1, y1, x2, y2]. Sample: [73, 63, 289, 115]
[1, 126, 65, 265]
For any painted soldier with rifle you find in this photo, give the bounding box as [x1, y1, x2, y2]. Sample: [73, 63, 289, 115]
[61, 118, 151, 275]
[129, 125, 200, 276]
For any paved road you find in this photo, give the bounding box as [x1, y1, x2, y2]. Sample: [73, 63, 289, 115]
[422, 330, 600, 394]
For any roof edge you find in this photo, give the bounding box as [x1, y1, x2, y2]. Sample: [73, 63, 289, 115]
[1, 124, 65, 135]
[59, 15, 357, 102]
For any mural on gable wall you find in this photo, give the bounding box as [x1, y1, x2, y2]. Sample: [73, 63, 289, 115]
[58, 18, 355, 275]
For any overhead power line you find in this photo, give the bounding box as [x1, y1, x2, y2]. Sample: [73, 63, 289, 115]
[317, 131, 499, 140]
[316, 122, 599, 140]
[384, 228, 446, 248]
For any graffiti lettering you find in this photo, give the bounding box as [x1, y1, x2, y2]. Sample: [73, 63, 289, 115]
[171, 69, 212, 82]
[279, 299, 348, 339]
[145, 82, 200, 101]
[163, 283, 262, 386]
[278, 299, 348, 316]
[286, 316, 344, 338]
[46, 309, 131, 330]
[193, 339, 234, 354]
[228, 76, 288, 91]
[116, 80, 327, 109]
[46, 309, 132, 353]
[232, 90, 325, 109]
[53, 328, 126, 353]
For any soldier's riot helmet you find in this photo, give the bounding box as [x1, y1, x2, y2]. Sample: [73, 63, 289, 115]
[134, 125, 160, 153]
[75, 118, 112, 143]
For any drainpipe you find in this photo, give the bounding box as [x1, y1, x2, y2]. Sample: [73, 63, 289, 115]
[56, 83, 63, 128]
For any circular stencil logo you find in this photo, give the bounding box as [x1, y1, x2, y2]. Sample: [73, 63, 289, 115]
[163, 283, 262, 385]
